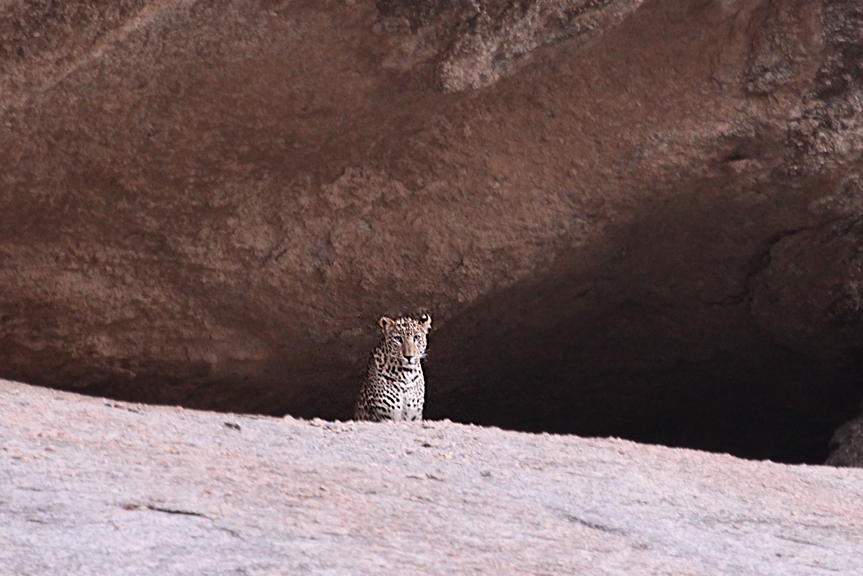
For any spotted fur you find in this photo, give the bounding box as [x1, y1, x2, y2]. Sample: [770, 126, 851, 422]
[354, 314, 432, 422]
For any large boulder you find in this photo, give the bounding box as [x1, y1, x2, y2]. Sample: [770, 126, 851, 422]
[4, 379, 863, 574]
[2, 0, 863, 463]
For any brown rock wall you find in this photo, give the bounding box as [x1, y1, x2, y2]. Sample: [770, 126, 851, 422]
[1, 0, 863, 462]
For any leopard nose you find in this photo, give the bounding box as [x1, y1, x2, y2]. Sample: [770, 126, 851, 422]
[403, 342, 417, 360]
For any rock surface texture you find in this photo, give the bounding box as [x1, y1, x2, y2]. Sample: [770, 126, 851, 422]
[2, 0, 863, 463]
[3, 379, 863, 575]
[827, 412, 863, 468]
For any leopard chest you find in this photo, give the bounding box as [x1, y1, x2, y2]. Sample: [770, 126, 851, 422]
[373, 349, 425, 394]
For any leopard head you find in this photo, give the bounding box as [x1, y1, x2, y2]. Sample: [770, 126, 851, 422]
[379, 313, 432, 366]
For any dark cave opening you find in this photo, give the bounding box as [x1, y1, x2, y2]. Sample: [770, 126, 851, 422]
[425, 288, 863, 465]
[423, 185, 863, 465]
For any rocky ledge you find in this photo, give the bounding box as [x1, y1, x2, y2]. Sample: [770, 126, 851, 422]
[3, 379, 863, 574]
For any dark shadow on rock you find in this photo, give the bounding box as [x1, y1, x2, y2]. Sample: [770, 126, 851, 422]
[426, 174, 863, 464]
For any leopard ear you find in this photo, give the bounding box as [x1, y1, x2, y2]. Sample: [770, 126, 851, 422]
[379, 316, 395, 329]
[419, 313, 431, 332]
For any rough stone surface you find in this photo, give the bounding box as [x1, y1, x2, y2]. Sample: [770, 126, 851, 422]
[827, 411, 863, 468]
[2, 0, 863, 463]
[3, 379, 863, 575]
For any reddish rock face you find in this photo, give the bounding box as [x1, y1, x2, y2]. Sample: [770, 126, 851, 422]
[2, 0, 863, 463]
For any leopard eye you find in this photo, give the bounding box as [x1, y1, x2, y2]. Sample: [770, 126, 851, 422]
[413, 335, 420, 342]
[393, 336, 403, 344]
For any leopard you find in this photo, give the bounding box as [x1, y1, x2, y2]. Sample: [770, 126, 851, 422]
[354, 313, 432, 422]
